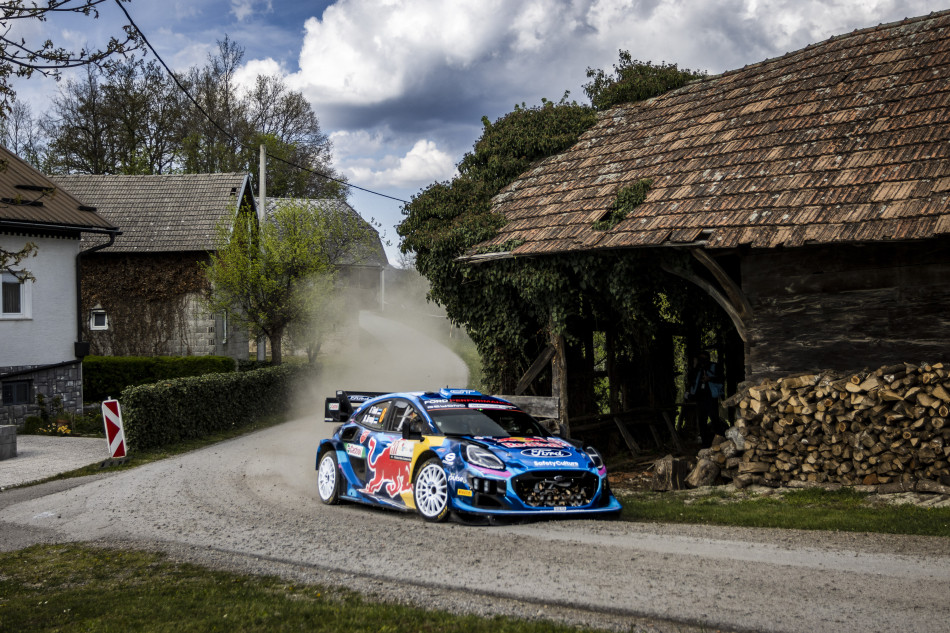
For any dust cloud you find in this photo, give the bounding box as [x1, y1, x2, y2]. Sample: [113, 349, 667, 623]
[286, 268, 471, 416]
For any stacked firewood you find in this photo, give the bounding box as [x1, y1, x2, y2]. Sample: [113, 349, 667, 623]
[708, 362, 950, 488]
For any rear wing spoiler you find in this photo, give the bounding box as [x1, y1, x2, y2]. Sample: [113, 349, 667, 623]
[324, 390, 387, 422]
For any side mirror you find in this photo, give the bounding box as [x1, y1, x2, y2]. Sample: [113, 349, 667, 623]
[402, 426, 423, 441]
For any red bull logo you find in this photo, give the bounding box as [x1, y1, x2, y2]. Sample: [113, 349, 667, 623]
[363, 437, 412, 498]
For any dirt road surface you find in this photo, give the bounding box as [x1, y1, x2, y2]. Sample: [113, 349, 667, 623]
[1, 315, 948, 632]
[3, 413, 949, 633]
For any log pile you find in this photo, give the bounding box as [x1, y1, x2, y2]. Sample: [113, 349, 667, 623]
[709, 362, 950, 488]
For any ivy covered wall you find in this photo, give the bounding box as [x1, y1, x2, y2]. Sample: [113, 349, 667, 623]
[81, 252, 248, 359]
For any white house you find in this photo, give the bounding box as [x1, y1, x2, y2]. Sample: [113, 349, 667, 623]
[0, 145, 118, 425]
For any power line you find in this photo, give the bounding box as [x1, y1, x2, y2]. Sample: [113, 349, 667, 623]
[112, 0, 409, 205]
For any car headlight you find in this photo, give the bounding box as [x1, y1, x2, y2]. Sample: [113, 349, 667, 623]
[465, 444, 505, 470]
[585, 446, 605, 469]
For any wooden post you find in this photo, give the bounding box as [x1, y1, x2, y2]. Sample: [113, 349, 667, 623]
[553, 333, 570, 438]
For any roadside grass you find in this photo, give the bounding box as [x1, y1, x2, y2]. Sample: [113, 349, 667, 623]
[617, 487, 950, 537]
[17, 413, 292, 488]
[0, 544, 598, 633]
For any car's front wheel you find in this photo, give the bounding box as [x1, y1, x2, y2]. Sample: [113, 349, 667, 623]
[317, 450, 341, 505]
[413, 458, 450, 522]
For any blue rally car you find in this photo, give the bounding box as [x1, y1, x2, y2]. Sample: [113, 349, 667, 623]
[316, 388, 621, 522]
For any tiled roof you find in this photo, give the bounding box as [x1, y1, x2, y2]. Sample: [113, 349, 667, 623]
[264, 198, 388, 267]
[484, 11, 950, 256]
[52, 173, 252, 252]
[0, 145, 115, 232]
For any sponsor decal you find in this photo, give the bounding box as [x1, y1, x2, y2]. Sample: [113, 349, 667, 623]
[426, 398, 449, 404]
[521, 448, 571, 458]
[345, 443, 366, 458]
[532, 460, 580, 468]
[328, 402, 340, 411]
[360, 430, 370, 443]
[441, 388, 481, 396]
[456, 488, 473, 497]
[361, 437, 412, 498]
[468, 403, 516, 410]
[447, 472, 467, 484]
[554, 506, 567, 512]
[496, 437, 568, 450]
[390, 439, 415, 462]
[444, 452, 456, 463]
[425, 403, 467, 410]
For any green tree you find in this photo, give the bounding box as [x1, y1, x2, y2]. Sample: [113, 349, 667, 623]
[398, 97, 597, 390]
[0, 0, 141, 116]
[583, 51, 705, 111]
[399, 55, 709, 394]
[42, 59, 185, 175]
[0, 100, 44, 166]
[204, 200, 375, 365]
[176, 37, 342, 198]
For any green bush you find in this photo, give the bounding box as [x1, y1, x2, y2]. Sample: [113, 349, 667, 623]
[83, 356, 237, 403]
[120, 364, 310, 450]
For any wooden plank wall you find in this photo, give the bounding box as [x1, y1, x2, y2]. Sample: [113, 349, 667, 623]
[741, 238, 950, 381]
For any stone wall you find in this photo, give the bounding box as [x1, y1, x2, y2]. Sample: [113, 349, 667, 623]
[0, 362, 83, 426]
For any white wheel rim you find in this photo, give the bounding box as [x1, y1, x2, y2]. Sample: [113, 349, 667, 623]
[415, 464, 448, 517]
[318, 454, 337, 500]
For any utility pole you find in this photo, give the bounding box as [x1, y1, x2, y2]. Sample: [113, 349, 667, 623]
[257, 144, 267, 362]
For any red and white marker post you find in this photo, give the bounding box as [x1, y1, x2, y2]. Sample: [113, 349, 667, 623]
[101, 399, 127, 459]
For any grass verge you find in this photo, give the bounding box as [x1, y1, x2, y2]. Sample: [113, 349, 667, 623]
[617, 487, 950, 537]
[0, 544, 598, 633]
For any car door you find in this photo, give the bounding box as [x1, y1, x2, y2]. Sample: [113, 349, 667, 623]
[341, 400, 390, 489]
[361, 399, 419, 505]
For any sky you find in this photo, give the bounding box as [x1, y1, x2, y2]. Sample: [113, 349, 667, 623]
[9, 0, 946, 264]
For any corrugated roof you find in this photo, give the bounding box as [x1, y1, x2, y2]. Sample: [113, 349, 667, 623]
[0, 145, 115, 232]
[484, 10, 950, 256]
[52, 173, 252, 252]
[264, 198, 388, 267]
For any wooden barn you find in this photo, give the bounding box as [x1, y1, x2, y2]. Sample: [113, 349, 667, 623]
[478, 11, 950, 435]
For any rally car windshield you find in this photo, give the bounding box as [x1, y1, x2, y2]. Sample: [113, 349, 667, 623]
[428, 408, 547, 437]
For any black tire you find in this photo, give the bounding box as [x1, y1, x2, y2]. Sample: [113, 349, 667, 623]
[413, 458, 450, 522]
[317, 450, 341, 505]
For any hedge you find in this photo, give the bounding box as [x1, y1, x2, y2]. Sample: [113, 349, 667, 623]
[83, 355, 237, 403]
[120, 364, 311, 450]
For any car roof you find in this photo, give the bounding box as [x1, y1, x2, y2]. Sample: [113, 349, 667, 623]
[354, 388, 521, 413]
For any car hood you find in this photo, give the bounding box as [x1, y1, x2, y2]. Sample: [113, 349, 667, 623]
[469, 436, 592, 469]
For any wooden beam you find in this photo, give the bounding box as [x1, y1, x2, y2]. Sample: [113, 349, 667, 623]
[514, 345, 556, 395]
[613, 416, 641, 458]
[661, 261, 749, 343]
[691, 249, 754, 322]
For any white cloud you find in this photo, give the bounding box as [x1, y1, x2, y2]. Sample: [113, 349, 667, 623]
[279, 0, 939, 116]
[340, 138, 456, 189]
[234, 57, 286, 92]
[230, 0, 273, 21]
[329, 129, 386, 160]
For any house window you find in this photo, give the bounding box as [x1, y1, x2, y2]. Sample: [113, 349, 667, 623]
[2, 380, 31, 405]
[1, 271, 31, 318]
[90, 309, 109, 330]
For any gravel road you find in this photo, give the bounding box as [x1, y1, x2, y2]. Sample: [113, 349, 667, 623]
[1, 314, 948, 632]
[3, 413, 949, 633]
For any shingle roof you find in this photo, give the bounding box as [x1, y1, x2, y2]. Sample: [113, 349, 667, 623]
[52, 173, 252, 252]
[483, 10, 950, 256]
[0, 145, 115, 232]
[264, 198, 388, 267]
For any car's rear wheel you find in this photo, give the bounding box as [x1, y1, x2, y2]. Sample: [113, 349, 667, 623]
[317, 450, 341, 505]
[413, 458, 450, 522]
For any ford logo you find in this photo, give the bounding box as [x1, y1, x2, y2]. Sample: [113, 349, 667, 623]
[521, 449, 571, 458]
